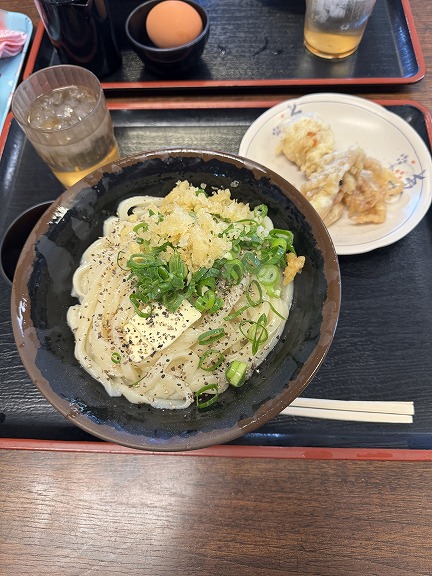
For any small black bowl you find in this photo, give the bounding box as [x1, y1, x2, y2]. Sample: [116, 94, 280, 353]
[1, 202, 52, 283]
[125, 0, 210, 76]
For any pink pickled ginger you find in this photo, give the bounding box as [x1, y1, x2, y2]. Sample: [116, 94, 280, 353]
[0, 29, 27, 58]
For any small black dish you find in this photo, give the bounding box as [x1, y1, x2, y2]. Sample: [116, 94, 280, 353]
[1, 202, 52, 283]
[125, 0, 210, 76]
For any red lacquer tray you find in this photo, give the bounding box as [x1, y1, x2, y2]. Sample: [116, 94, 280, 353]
[1, 98, 432, 452]
[23, 0, 425, 90]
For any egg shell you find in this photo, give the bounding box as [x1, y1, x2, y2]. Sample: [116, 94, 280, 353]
[146, 0, 203, 48]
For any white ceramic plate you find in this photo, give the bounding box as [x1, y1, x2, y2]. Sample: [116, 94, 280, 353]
[0, 9, 33, 137]
[239, 93, 432, 255]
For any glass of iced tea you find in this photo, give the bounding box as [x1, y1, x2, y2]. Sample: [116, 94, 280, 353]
[304, 0, 376, 60]
[12, 65, 119, 188]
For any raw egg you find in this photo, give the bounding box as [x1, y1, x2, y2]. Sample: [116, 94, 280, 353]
[146, 0, 203, 49]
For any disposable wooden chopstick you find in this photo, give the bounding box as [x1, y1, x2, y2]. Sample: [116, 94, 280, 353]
[280, 398, 414, 423]
[291, 398, 414, 415]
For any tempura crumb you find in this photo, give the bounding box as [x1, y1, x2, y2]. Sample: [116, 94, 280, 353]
[141, 180, 255, 272]
[283, 253, 305, 285]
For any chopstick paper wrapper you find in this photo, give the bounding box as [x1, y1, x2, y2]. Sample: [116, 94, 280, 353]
[281, 398, 414, 423]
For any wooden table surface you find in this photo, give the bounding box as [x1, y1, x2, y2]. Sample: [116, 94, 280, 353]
[2, 1, 432, 574]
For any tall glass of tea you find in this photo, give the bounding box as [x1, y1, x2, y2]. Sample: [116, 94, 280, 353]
[11, 65, 120, 188]
[304, 0, 376, 60]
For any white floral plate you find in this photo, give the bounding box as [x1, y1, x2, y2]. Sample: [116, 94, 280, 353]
[239, 93, 432, 255]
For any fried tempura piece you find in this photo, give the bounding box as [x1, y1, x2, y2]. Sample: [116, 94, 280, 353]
[278, 113, 405, 227]
[352, 201, 387, 224]
[283, 252, 305, 285]
[277, 117, 335, 177]
[300, 147, 366, 225]
[323, 202, 344, 227]
[364, 156, 404, 200]
[341, 155, 404, 224]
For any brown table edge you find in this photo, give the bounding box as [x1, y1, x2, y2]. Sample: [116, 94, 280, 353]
[1, 438, 432, 460]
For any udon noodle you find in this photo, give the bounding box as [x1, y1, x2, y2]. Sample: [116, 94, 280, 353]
[67, 181, 304, 409]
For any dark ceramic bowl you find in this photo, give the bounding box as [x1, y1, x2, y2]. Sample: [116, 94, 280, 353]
[1, 201, 52, 283]
[125, 0, 210, 76]
[11, 148, 341, 452]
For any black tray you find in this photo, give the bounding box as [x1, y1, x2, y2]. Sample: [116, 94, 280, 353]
[1, 100, 432, 449]
[24, 0, 425, 90]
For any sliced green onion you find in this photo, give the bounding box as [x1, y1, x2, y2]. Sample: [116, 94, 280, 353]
[133, 222, 148, 234]
[128, 253, 163, 269]
[169, 252, 188, 279]
[269, 228, 294, 244]
[236, 218, 258, 226]
[264, 285, 281, 298]
[241, 313, 269, 355]
[195, 290, 216, 312]
[198, 328, 225, 345]
[157, 266, 170, 281]
[208, 296, 224, 314]
[128, 374, 145, 389]
[116, 250, 129, 271]
[197, 276, 216, 296]
[254, 204, 268, 219]
[250, 313, 268, 355]
[271, 237, 288, 251]
[226, 243, 241, 260]
[130, 294, 152, 318]
[226, 360, 248, 387]
[246, 279, 263, 307]
[239, 233, 262, 249]
[268, 301, 286, 320]
[263, 243, 286, 265]
[198, 349, 224, 372]
[125, 247, 192, 313]
[163, 291, 184, 311]
[195, 383, 219, 408]
[222, 258, 244, 285]
[224, 304, 250, 321]
[111, 352, 122, 364]
[257, 264, 281, 286]
[243, 220, 260, 232]
[242, 251, 261, 273]
[157, 281, 172, 293]
[239, 320, 252, 340]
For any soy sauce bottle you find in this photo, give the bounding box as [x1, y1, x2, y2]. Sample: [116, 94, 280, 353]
[34, 0, 122, 79]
